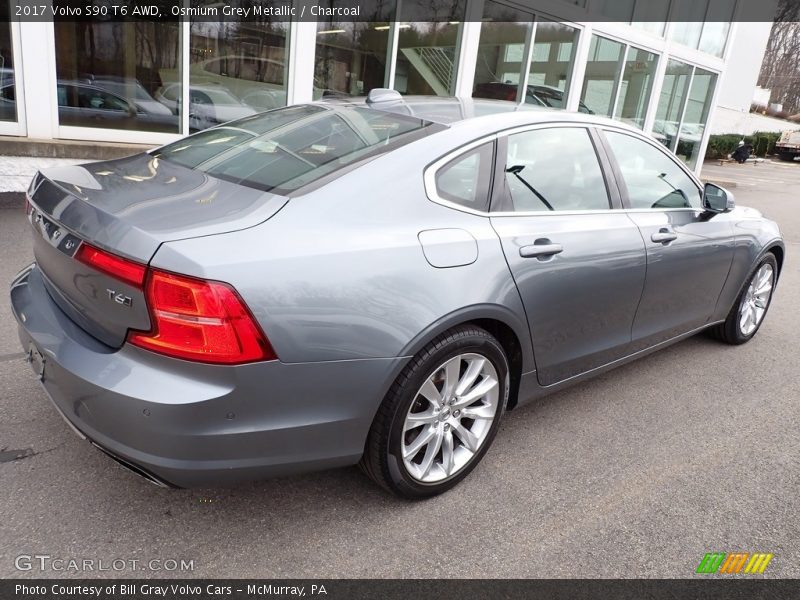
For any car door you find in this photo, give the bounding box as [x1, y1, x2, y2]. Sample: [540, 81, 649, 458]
[599, 129, 735, 349]
[490, 125, 647, 386]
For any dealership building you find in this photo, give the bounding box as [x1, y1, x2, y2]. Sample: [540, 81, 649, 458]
[0, 0, 777, 174]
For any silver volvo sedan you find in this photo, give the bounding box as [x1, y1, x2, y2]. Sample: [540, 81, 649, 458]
[11, 91, 784, 498]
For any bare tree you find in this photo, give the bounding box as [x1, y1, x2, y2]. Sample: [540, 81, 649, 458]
[758, 0, 800, 115]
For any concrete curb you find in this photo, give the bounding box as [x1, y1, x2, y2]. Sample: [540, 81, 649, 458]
[0, 191, 25, 209]
[0, 136, 151, 160]
[701, 178, 738, 188]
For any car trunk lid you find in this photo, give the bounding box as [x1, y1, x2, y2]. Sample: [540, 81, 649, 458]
[27, 153, 288, 348]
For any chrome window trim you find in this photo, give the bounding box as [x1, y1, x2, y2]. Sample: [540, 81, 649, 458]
[423, 119, 707, 218]
[424, 134, 500, 217]
[596, 124, 706, 193]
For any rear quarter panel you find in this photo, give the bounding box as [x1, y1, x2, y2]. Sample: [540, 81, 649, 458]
[150, 129, 534, 369]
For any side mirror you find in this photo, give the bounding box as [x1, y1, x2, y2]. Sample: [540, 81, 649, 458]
[703, 183, 735, 213]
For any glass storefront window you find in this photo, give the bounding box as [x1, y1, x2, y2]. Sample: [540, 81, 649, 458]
[653, 59, 693, 150]
[677, 67, 716, 168]
[697, 23, 731, 57]
[580, 35, 624, 117]
[630, 0, 669, 37]
[394, 1, 465, 96]
[395, 21, 462, 96]
[670, 23, 704, 50]
[314, 1, 395, 99]
[595, 0, 636, 21]
[528, 20, 579, 109]
[54, 22, 181, 132]
[188, 18, 289, 131]
[631, 22, 667, 37]
[0, 2, 16, 123]
[473, 1, 531, 103]
[670, 0, 735, 57]
[652, 59, 716, 169]
[613, 47, 658, 129]
[597, 0, 667, 37]
[473, 4, 579, 112]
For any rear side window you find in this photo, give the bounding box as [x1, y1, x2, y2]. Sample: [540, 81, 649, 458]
[501, 127, 610, 212]
[603, 131, 701, 209]
[153, 105, 440, 194]
[435, 142, 494, 212]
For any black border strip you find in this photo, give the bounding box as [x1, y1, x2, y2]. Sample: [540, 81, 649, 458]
[5, 0, 796, 23]
[3, 579, 800, 600]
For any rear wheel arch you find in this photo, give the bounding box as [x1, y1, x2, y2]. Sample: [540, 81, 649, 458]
[467, 319, 523, 410]
[361, 324, 511, 497]
[398, 307, 532, 410]
[709, 252, 778, 344]
[767, 244, 785, 277]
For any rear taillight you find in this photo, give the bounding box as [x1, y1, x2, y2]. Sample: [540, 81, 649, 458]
[75, 242, 274, 364]
[127, 269, 276, 364]
[76, 243, 147, 287]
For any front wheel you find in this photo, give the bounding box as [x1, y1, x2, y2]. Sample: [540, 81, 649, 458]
[710, 254, 778, 344]
[360, 326, 509, 499]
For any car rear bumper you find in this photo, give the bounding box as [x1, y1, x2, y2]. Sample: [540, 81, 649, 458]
[11, 264, 406, 488]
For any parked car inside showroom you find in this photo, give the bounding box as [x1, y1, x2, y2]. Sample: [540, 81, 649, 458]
[154, 82, 257, 131]
[11, 91, 784, 498]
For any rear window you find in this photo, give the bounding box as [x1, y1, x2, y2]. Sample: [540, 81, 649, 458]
[153, 105, 441, 194]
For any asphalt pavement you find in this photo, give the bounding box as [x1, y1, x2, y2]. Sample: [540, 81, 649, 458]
[0, 159, 798, 579]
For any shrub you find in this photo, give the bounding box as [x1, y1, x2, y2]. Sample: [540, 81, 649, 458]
[705, 131, 784, 159]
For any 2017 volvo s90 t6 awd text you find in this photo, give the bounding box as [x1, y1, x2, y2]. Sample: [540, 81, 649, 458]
[11, 90, 784, 498]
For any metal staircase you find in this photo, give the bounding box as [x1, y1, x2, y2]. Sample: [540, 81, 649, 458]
[400, 46, 456, 95]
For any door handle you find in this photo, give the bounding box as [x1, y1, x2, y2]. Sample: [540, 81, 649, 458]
[651, 229, 678, 244]
[519, 241, 563, 259]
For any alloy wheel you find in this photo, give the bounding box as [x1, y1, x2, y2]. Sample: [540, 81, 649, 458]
[739, 263, 774, 336]
[401, 353, 500, 483]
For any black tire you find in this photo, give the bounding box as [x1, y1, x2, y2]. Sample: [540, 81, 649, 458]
[778, 152, 797, 162]
[360, 325, 510, 499]
[708, 253, 778, 345]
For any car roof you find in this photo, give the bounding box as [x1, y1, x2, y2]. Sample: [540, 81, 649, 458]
[317, 93, 638, 134]
[320, 95, 540, 124]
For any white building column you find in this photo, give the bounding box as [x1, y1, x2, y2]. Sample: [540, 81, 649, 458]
[17, 20, 58, 140]
[643, 46, 669, 134]
[565, 23, 591, 112]
[287, 20, 317, 105]
[453, 0, 483, 98]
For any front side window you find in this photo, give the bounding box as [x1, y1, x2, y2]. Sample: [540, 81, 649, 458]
[501, 127, 609, 212]
[603, 131, 701, 209]
[435, 142, 494, 212]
